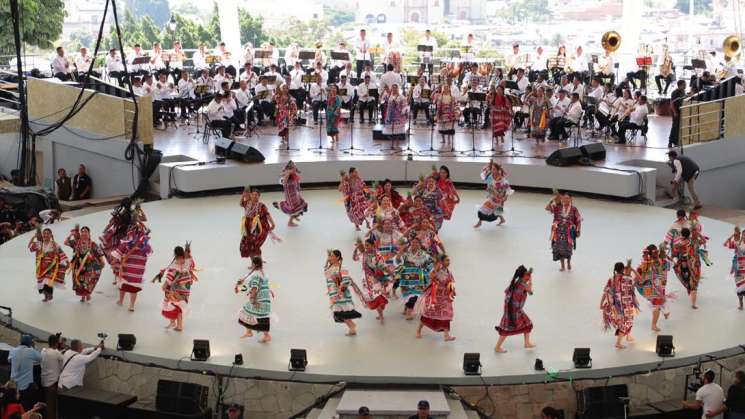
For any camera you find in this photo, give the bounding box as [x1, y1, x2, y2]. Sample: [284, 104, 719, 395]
[97, 333, 108, 341]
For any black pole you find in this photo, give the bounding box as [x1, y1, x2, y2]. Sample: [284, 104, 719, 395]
[10, 0, 32, 186]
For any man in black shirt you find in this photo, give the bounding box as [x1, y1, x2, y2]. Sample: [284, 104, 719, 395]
[669, 80, 686, 148]
[55, 168, 72, 201]
[408, 400, 433, 419]
[72, 164, 92, 200]
[706, 370, 745, 418]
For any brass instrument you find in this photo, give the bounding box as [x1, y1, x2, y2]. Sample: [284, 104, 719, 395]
[723, 35, 741, 59]
[660, 49, 673, 78]
[601, 31, 622, 53]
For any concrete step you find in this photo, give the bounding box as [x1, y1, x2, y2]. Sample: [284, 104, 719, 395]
[305, 407, 323, 419]
[337, 389, 450, 417]
[317, 396, 341, 419]
[465, 410, 480, 419]
[446, 398, 469, 419]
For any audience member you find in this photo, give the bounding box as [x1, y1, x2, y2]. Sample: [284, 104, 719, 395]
[706, 370, 745, 419]
[58, 339, 103, 390]
[40, 334, 65, 419]
[8, 336, 41, 410]
[408, 400, 433, 419]
[357, 406, 371, 419]
[55, 169, 71, 201]
[684, 370, 724, 419]
[72, 164, 92, 200]
[0, 381, 45, 419]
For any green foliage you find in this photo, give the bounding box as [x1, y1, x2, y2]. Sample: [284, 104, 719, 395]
[127, 0, 171, 26]
[66, 29, 94, 52]
[239, 9, 267, 46]
[268, 17, 332, 48]
[497, 0, 551, 23]
[0, 0, 66, 55]
[324, 6, 355, 26]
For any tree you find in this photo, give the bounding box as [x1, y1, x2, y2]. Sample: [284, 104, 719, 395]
[127, 0, 170, 26]
[66, 29, 94, 52]
[0, 0, 66, 55]
[324, 6, 355, 26]
[675, 0, 713, 14]
[268, 17, 331, 48]
[498, 0, 551, 24]
[239, 9, 267, 46]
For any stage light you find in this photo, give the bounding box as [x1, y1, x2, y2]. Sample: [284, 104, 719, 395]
[233, 353, 243, 365]
[656, 335, 675, 357]
[289, 349, 307, 371]
[573, 348, 592, 369]
[463, 353, 481, 376]
[191, 340, 210, 361]
[534, 358, 544, 371]
[117, 334, 136, 351]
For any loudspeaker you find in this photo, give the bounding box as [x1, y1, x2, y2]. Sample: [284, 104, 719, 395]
[156, 380, 208, 415]
[372, 124, 385, 140]
[191, 339, 210, 361]
[580, 143, 606, 161]
[463, 353, 481, 376]
[576, 384, 628, 419]
[229, 143, 265, 163]
[214, 137, 233, 156]
[117, 334, 136, 351]
[546, 147, 583, 167]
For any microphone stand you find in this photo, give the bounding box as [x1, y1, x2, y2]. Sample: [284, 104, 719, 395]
[397, 101, 415, 155]
[308, 103, 333, 153]
[477, 98, 498, 154]
[341, 102, 364, 154]
[420, 102, 440, 156]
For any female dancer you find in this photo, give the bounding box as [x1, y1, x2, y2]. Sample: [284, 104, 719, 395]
[273, 161, 307, 227]
[366, 196, 402, 229]
[29, 228, 69, 302]
[65, 225, 105, 302]
[368, 218, 404, 273]
[474, 161, 512, 228]
[434, 84, 459, 147]
[160, 245, 198, 332]
[236, 256, 272, 342]
[545, 191, 582, 271]
[672, 228, 704, 309]
[724, 226, 745, 310]
[339, 168, 371, 231]
[600, 261, 639, 349]
[431, 166, 460, 221]
[239, 187, 278, 258]
[495, 265, 535, 353]
[397, 238, 433, 320]
[405, 218, 446, 258]
[375, 179, 403, 209]
[414, 176, 444, 231]
[635, 244, 672, 331]
[382, 84, 409, 149]
[529, 87, 550, 141]
[416, 254, 456, 341]
[325, 85, 342, 144]
[325, 250, 362, 336]
[664, 209, 690, 249]
[353, 239, 390, 323]
[113, 205, 152, 311]
[275, 84, 298, 145]
[99, 198, 135, 282]
[489, 85, 512, 146]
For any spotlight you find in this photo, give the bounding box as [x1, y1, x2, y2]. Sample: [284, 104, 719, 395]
[656, 335, 675, 357]
[289, 349, 307, 372]
[573, 348, 592, 369]
[191, 340, 210, 361]
[463, 353, 481, 376]
[233, 353, 243, 365]
[534, 358, 544, 371]
[117, 334, 136, 351]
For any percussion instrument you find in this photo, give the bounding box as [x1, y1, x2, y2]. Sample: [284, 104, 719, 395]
[598, 101, 611, 117]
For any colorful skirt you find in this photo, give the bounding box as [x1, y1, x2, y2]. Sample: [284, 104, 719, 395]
[161, 301, 182, 320]
[421, 316, 450, 332]
[345, 192, 369, 225]
[551, 225, 575, 261]
[240, 231, 269, 258]
[115, 251, 148, 293]
[495, 311, 533, 336]
[239, 316, 271, 331]
[278, 186, 308, 217]
[491, 109, 511, 137]
[674, 257, 701, 293]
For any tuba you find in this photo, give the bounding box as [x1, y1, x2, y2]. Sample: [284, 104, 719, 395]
[723, 35, 741, 60]
[601, 31, 622, 53]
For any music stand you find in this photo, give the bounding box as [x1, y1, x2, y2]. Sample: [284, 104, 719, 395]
[298, 50, 315, 61]
[132, 56, 150, 66]
[341, 103, 364, 155]
[691, 59, 707, 70]
[406, 75, 420, 85]
[308, 109, 334, 153]
[254, 50, 272, 59]
[330, 51, 350, 62]
[504, 80, 519, 92]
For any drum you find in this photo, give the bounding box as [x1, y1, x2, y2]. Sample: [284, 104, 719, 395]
[654, 98, 672, 116]
[598, 101, 611, 117]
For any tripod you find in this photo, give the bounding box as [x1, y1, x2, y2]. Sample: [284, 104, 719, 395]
[505, 125, 523, 157]
[276, 113, 300, 153]
[397, 105, 416, 155]
[419, 110, 441, 156]
[308, 111, 333, 153]
[341, 103, 365, 154]
[459, 110, 480, 156]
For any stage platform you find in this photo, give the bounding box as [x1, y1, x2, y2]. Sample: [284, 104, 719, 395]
[0, 190, 741, 386]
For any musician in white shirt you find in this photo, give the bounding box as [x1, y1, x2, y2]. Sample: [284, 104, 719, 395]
[313, 62, 328, 86]
[462, 33, 478, 61]
[313, 41, 327, 68]
[617, 95, 648, 144]
[412, 77, 432, 124]
[206, 93, 235, 138]
[339, 62, 355, 81]
[598, 50, 615, 84]
[239, 63, 258, 89]
[354, 74, 376, 124]
[549, 89, 570, 120]
[153, 72, 176, 123]
[584, 78, 604, 127]
[52, 46, 71, 81]
[514, 68, 529, 93]
[380, 64, 401, 91]
[169, 41, 186, 81]
[176, 71, 195, 118]
[289, 62, 306, 110]
[382, 32, 399, 66]
[570, 46, 589, 81]
[331, 41, 350, 80]
[128, 43, 146, 75]
[150, 41, 165, 72]
[284, 43, 300, 73]
[506, 43, 521, 77]
[131, 77, 146, 96]
[530, 46, 547, 81]
[609, 88, 633, 136]
[192, 43, 208, 72]
[595, 82, 616, 131]
[213, 65, 230, 92]
[462, 78, 484, 126]
[58, 340, 103, 390]
[74, 47, 98, 78]
[548, 92, 581, 141]
[309, 74, 327, 124]
[254, 76, 276, 125]
[355, 29, 371, 78]
[233, 79, 255, 126]
[419, 29, 438, 73]
[106, 48, 126, 85]
[216, 42, 236, 73]
[461, 63, 480, 89]
[570, 77, 585, 102]
[361, 63, 378, 87]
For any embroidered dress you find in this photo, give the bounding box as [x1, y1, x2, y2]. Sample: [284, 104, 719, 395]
[370, 229, 403, 274]
[495, 278, 533, 336]
[725, 238, 745, 297]
[530, 97, 549, 138]
[436, 95, 458, 135]
[237, 270, 272, 331]
[635, 256, 671, 309]
[276, 96, 297, 137]
[65, 235, 104, 297]
[664, 219, 691, 250]
[416, 187, 444, 230]
[397, 249, 433, 306]
[434, 174, 459, 221]
[112, 223, 152, 293]
[240, 201, 271, 258]
[325, 265, 362, 323]
[383, 93, 408, 136]
[278, 172, 307, 217]
[369, 206, 401, 228]
[601, 274, 638, 335]
[99, 218, 125, 275]
[355, 250, 390, 310]
[325, 96, 342, 135]
[672, 238, 702, 293]
[339, 177, 370, 226]
[419, 267, 455, 331]
[375, 187, 403, 209]
[408, 228, 443, 258]
[548, 203, 582, 261]
[490, 94, 512, 137]
[161, 258, 197, 320]
[29, 241, 69, 292]
[477, 171, 512, 222]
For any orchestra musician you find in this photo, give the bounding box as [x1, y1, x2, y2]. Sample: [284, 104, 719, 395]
[309, 73, 328, 124]
[569, 77, 584, 102]
[169, 41, 187, 83]
[339, 62, 355, 80]
[547, 89, 570, 140]
[506, 43, 521, 78]
[354, 74, 376, 124]
[52, 46, 72, 81]
[264, 64, 282, 88]
[513, 84, 532, 130]
[655, 45, 675, 95]
[192, 43, 209, 73]
[411, 76, 432, 124]
[462, 78, 484, 128]
[216, 42, 236, 77]
[355, 29, 372, 79]
[594, 82, 616, 132]
[284, 43, 300, 74]
[329, 41, 350, 84]
[337, 74, 354, 117]
[242, 42, 255, 70]
[233, 79, 254, 127]
[195, 69, 214, 98]
[719, 55, 739, 81]
[379, 63, 400, 92]
[289, 61, 306, 111]
[206, 93, 241, 138]
[419, 29, 438, 74]
[128, 43, 147, 76]
[254, 76, 276, 125]
[313, 41, 327, 68]
[462, 33, 478, 61]
[530, 46, 548, 82]
[213, 65, 232, 92]
[74, 47, 98, 79]
[597, 49, 616, 85]
[608, 88, 633, 137]
[548, 91, 581, 142]
[313, 61, 329, 86]
[382, 32, 399, 68]
[131, 76, 146, 96]
[513, 68, 530, 93]
[105, 48, 126, 86]
[176, 70, 196, 119]
[239, 62, 259, 89]
[549, 45, 567, 84]
[150, 42, 166, 73]
[616, 95, 648, 144]
[626, 44, 651, 92]
[584, 78, 604, 128]
[554, 74, 571, 96]
[153, 72, 176, 124]
[569, 45, 589, 83]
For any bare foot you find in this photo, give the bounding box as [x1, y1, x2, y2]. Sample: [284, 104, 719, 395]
[259, 335, 272, 343]
[495, 346, 507, 353]
[473, 221, 482, 229]
[626, 335, 635, 343]
[497, 218, 505, 225]
[445, 336, 456, 342]
[416, 332, 422, 338]
[616, 343, 627, 349]
[692, 305, 699, 310]
[663, 312, 670, 319]
[345, 330, 357, 336]
[240, 331, 253, 339]
[116, 300, 123, 306]
[128, 307, 135, 312]
[559, 267, 565, 272]
[165, 323, 175, 329]
[652, 326, 661, 332]
[174, 327, 183, 332]
[405, 315, 414, 320]
[525, 342, 536, 349]
[288, 221, 297, 227]
[739, 306, 743, 311]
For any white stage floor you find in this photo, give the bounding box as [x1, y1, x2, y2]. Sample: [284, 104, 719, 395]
[0, 190, 741, 384]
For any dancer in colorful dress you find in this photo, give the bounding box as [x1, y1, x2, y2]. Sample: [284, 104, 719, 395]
[397, 238, 434, 320]
[239, 187, 278, 258]
[275, 85, 298, 145]
[65, 225, 105, 302]
[672, 228, 705, 309]
[404, 218, 446, 258]
[375, 179, 403, 209]
[112, 206, 152, 311]
[495, 265, 535, 353]
[353, 239, 390, 323]
[724, 226, 745, 310]
[160, 244, 198, 331]
[635, 244, 672, 331]
[434, 84, 460, 148]
[367, 196, 402, 229]
[664, 209, 690, 251]
[99, 198, 137, 282]
[689, 210, 712, 266]
[474, 162, 512, 228]
[273, 161, 307, 227]
[489, 85, 513, 146]
[600, 261, 639, 349]
[414, 176, 444, 231]
[529, 87, 550, 142]
[368, 218, 404, 277]
[545, 191, 582, 271]
[325, 85, 343, 144]
[28, 228, 69, 302]
[236, 256, 273, 342]
[416, 254, 456, 341]
[325, 250, 362, 336]
[382, 84, 409, 148]
[339, 167, 371, 231]
[431, 166, 460, 221]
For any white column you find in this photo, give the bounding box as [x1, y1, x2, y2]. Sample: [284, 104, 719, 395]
[217, 0, 242, 65]
[620, 0, 642, 75]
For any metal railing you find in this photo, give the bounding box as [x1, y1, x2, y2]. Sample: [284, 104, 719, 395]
[678, 95, 743, 145]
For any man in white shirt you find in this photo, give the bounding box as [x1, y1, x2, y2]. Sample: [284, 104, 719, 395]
[309, 74, 327, 124]
[361, 63, 378, 87]
[419, 29, 438, 74]
[513, 68, 529, 93]
[289, 62, 306, 110]
[547, 90, 571, 140]
[254, 77, 276, 125]
[355, 29, 371, 78]
[585, 78, 604, 127]
[192, 43, 208, 72]
[195, 69, 214, 97]
[284, 43, 299, 73]
[131, 77, 146, 96]
[570, 77, 585, 102]
[380, 64, 401, 92]
[313, 62, 328, 86]
[463, 78, 484, 127]
[598, 50, 615, 84]
[264, 64, 282, 88]
[549, 92, 582, 141]
[617, 95, 648, 144]
[683, 370, 725, 419]
[530, 46, 547, 82]
[339, 62, 355, 81]
[150, 41, 165, 72]
[382, 32, 399, 67]
[240, 63, 258, 89]
[337, 74, 353, 116]
[41, 333, 65, 419]
[233, 80, 254, 126]
[52, 46, 71, 81]
[75, 47, 98, 78]
[506, 43, 521, 77]
[354, 74, 376, 124]
[206, 93, 241, 138]
[128, 43, 146, 75]
[58, 339, 103, 390]
[176, 71, 195, 119]
[412, 76, 432, 124]
[213, 65, 231, 93]
[331, 41, 350, 84]
[106, 49, 125, 85]
[570, 46, 589, 81]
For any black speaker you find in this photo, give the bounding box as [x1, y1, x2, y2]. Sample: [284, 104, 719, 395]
[191, 339, 210, 361]
[214, 137, 233, 156]
[229, 143, 265, 163]
[463, 353, 481, 376]
[576, 384, 628, 419]
[580, 143, 606, 161]
[546, 147, 583, 167]
[117, 334, 136, 351]
[372, 124, 385, 140]
[156, 380, 208, 415]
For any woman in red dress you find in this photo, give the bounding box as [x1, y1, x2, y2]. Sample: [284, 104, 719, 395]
[495, 265, 535, 353]
[416, 254, 456, 342]
[375, 179, 403, 209]
[431, 165, 460, 221]
[240, 188, 278, 258]
[489, 85, 513, 146]
[28, 228, 69, 302]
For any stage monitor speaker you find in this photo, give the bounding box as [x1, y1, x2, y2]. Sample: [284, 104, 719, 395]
[546, 147, 583, 167]
[579, 143, 606, 161]
[214, 137, 233, 156]
[117, 334, 136, 351]
[229, 143, 265, 163]
[576, 384, 628, 419]
[372, 124, 385, 140]
[156, 380, 208, 415]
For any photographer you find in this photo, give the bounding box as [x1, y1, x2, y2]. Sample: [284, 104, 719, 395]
[40, 334, 66, 419]
[58, 339, 103, 391]
[8, 335, 41, 410]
